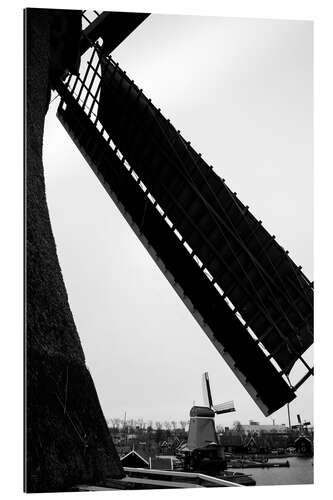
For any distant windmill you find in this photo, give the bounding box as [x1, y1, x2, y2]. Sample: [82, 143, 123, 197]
[292, 414, 311, 433]
[177, 372, 236, 472]
[202, 372, 235, 415]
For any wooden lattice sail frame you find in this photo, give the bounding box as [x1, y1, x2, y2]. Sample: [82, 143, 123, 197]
[53, 11, 313, 416]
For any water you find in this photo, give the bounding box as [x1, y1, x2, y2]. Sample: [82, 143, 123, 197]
[231, 457, 313, 486]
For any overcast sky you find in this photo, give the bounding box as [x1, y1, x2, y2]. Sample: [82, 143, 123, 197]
[43, 13, 313, 428]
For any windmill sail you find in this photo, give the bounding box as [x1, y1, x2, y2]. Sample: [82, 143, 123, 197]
[97, 59, 313, 374]
[202, 372, 235, 414]
[213, 402, 236, 415]
[202, 372, 213, 408]
[54, 11, 313, 416]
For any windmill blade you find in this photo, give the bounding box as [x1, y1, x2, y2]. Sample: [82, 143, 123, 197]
[213, 401, 236, 415]
[202, 372, 213, 408]
[303, 421, 311, 426]
[297, 414, 302, 424]
[55, 11, 313, 417]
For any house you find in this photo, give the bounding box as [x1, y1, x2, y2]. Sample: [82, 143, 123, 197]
[219, 434, 243, 454]
[159, 437, 182, 455]
[159, 440, 170, 454]
[255, 436, 270, 454]
[295, 435, 313, 456]
[120, 448, 150, 468]
[243, 436, 258, 454]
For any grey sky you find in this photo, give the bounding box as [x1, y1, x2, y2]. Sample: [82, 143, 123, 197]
[43, 14, 313, 428]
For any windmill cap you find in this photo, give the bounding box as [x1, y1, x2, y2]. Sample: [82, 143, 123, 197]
[190, 406, 215, 417]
